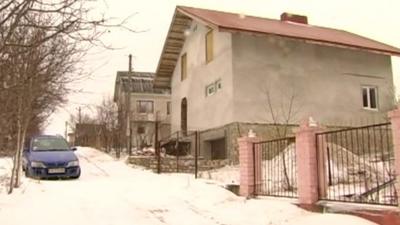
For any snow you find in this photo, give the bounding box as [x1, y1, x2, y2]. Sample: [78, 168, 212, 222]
[0, 157, 12, 194]
[0, 147, 377, 225]
[282, 213, 377, 225]
[198, 165, 240, 185]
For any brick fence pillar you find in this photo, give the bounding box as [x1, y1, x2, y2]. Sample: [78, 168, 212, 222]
[295, 118, 323, 205]
[238, 136, 260, 197]
[388, 107, 400, 206]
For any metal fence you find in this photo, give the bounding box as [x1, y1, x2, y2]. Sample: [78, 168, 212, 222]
[253, 137, 298, 198]
[316, 122, 398, 206]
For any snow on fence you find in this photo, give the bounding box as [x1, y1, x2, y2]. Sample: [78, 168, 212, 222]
[316, 122, 398, 206]
[253, 137, 298, 198]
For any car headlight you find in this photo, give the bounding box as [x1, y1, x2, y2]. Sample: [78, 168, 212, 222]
[66, 160, 79, 167]
[31, 161, 46, 168]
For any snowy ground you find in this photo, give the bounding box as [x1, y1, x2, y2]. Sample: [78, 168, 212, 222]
[0, 147, 377, 225]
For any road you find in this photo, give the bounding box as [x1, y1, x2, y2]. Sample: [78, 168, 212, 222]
[0, 147, 376, 225]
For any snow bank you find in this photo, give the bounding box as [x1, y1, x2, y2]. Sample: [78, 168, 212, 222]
[0, 157, 12, 194]
[0, 147, 379, 225]
[198, 165, 239, 185]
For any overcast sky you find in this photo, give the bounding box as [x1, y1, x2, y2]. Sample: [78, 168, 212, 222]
[44, 0, 400, 136]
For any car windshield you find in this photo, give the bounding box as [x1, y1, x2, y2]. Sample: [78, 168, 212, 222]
[32, 137, 70, 151]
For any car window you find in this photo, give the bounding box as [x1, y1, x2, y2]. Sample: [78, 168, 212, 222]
[32, 137, 70, 151]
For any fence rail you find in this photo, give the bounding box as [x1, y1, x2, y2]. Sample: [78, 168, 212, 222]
[253, 137, 298, 198]
[157, 130, 199, 175]
[316, 122, 398, 206]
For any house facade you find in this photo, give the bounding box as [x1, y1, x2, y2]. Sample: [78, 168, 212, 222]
[153, 6, 400, 163]
[114, 71, 171, 150]
[75, 123, 105, 148]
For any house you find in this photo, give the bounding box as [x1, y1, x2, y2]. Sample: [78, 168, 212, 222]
[152, 6, 400, 163]
[113, 70, 171, 150]
[75, 123, 105, 148]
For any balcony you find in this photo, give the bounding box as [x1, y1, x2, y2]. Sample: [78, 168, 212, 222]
[131, 113, 155, 122]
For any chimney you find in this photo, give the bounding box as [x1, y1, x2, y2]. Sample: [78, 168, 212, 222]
[280, 12, 308, 24]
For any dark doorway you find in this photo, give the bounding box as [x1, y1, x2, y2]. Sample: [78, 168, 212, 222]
[181, 98, 187, 134]
[210, 138, 226, 160]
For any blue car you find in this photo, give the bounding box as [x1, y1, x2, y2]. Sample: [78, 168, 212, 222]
[22, 135, 81, 179]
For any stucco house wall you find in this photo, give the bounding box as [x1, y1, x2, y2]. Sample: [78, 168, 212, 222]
[114, 73, 171, 149]
[170, 22, 234, 133]
[127, 93, 171, 147]
[231, 34, 395, 126]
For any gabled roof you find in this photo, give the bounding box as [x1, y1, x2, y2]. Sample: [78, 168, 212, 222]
[154, 6, 400, 88]
[113, 71, 170, 102]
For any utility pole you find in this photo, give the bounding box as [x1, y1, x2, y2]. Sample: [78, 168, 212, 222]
[155, 111, 160, 173]
[65, 121, 68, 140]
[126, 54, 133, 155]
[76, 107, 82, 146]
[78, 107, 82, 124]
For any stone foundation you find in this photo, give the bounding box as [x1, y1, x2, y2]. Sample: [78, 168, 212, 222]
[128, 156, 230, 173]
[197, 122, 298, 164]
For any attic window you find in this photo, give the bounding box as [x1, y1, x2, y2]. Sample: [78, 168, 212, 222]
[181, 53, 187, 81]
[206, 29, 214, 63]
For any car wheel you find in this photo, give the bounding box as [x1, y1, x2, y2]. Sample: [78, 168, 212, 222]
[71, 171, 80, 179]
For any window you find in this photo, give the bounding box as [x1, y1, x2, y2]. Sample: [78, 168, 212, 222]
[210, 138, 226, 160]
[205, 29, 214, 63]
[32, 137, 69, 151]
[181, 53, 187, 81]
[215, 79, 222, 90]
[137, 126, 145, 134]
[205, 79, 222, 97]
[206, 83, 216, 96]
[137, 100, 154, 113]
[167, 101, 171, 115]
[362, 86, 378, 110]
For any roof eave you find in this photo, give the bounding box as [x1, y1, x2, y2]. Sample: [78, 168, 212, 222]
[154, 6, 222, 88]
[219, 26, 400, 57]
[154, 10, 183, 88]
[176, 6, 219, 30]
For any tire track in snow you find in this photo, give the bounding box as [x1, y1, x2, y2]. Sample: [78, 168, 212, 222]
[76, 151, 109, 177]
[183, 200, 228, 225]
[148, 209, 168, 224]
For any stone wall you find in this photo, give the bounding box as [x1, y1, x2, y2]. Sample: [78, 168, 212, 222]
[199, 122, 354, 165]
[128, 156, 230, 173]
[197, 122, 298, 164]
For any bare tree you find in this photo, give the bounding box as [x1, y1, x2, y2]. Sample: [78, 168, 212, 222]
[264, 88, 301, 192]
[95, 96, 119, 153]
[0, 0, 137, 193]
[5, 22, 78, 191]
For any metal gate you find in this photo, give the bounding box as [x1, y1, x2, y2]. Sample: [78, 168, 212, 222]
[253, 137, 297, 198]
[316, 123, 398, 206]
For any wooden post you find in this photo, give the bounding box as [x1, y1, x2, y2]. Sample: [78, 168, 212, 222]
[195, 131, 198, 178]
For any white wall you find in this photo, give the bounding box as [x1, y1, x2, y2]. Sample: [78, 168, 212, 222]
[170, 21, 234, 132]
[231, 34, 395, 126]
[130, 93, 171, 121]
